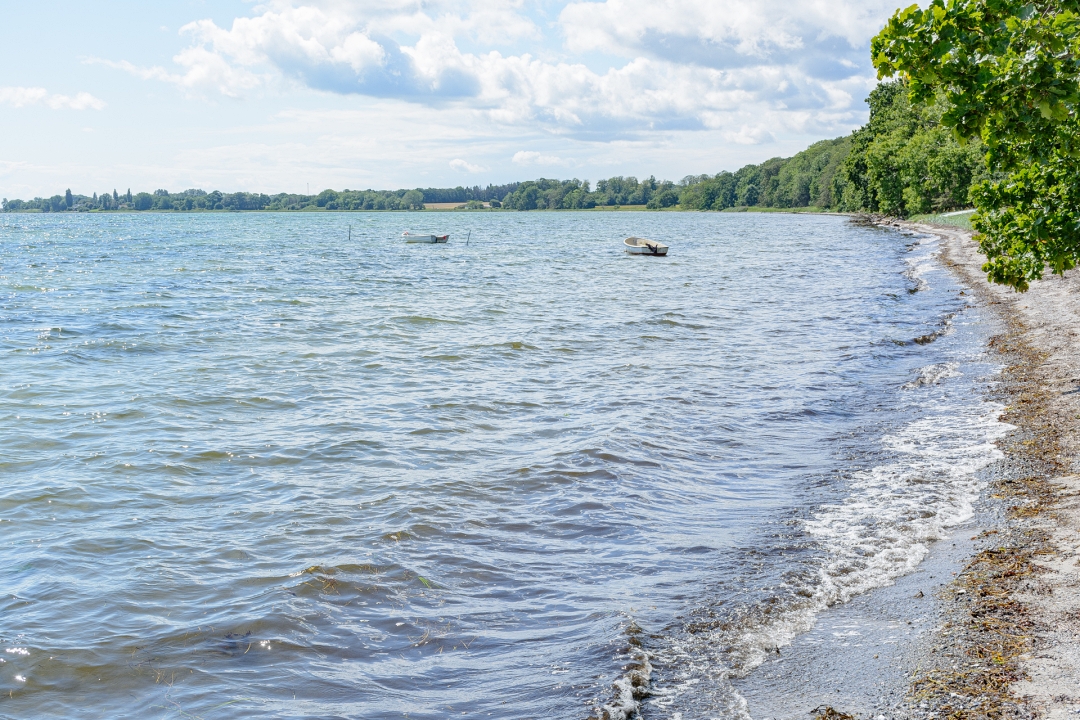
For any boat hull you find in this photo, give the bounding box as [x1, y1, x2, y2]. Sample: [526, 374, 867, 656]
[404, 234, 450, 244]
[624, 237, 668, 256]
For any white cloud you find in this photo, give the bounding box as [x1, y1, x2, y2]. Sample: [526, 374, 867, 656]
[559, 0, 899, 61]
[0, 96, 866, 197]
[86, 54, 265, 99]
[450, 158, 487, 172]
[723, 125, 776, 146]
[93, 0, 898, 144]
[512, 150, 571, 166]
[0, 87, 105, 110]
[0, 87, 50, 107]
[48, 92, 105, 111]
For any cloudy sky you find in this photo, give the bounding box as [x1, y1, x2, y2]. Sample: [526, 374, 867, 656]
[0, 0, 903, 198]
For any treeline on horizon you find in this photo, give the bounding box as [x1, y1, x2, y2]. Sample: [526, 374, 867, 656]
[1, 81, 984, 218]
[0, 184, 519, 214]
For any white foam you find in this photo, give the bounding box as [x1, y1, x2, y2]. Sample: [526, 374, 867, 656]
[593, 650, 652, 720]
[807, 404, 1009, 606]
[903, 362, 960, 389]
[645, 395, 1011, 718]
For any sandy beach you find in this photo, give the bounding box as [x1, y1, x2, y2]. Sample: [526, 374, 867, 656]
[899, 219, 1080, 719]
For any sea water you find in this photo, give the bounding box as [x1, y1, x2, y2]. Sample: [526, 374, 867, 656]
[0, 212, 1005, 719]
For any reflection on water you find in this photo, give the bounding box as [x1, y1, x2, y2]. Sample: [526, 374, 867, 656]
[0, 212, 999, 718]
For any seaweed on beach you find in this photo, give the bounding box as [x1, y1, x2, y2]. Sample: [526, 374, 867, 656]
[910, 541, 1043, 719]
[907, 318, 1066, 720]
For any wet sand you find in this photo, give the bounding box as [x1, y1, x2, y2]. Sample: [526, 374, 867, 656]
[736, 521, 990, 718]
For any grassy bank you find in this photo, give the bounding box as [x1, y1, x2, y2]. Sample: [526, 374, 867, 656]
[908, 210, 975, 231]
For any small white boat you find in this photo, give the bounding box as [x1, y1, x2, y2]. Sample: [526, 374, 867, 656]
[403, 232, 449, 244]
[624, 237, 668, 256]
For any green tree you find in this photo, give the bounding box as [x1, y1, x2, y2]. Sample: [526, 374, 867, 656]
[835, 80, 985, 216]
[402, 189, 424, 210]
[133, 192, 153, 211]
[872, 0, 1080, 290]
[647, 184, 679, 209]
[316, 189, 338, 208]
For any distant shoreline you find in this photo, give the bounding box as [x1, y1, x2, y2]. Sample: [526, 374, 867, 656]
[0, 205, 851, 215]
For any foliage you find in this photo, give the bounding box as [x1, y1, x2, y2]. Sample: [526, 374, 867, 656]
[0, 176, 678, 214]
[401, 190, 424, 210]
[836, 81, 988, 216]
[500, 176, 668, 210]
[666, 83, 985, 217]
[872, 0, 1080, 290]
[0, 187, 434, 213]
[675, 137, 853, 211]
[417, 183, 520, 203]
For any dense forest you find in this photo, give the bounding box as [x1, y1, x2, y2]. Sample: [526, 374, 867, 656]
[1, 80, 985, 218]
[674, 81, 987, 213]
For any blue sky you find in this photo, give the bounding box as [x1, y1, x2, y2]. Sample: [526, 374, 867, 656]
[0, 0, 903, 198]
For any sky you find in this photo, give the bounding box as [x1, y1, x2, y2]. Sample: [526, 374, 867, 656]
[0, 0, 906, 198]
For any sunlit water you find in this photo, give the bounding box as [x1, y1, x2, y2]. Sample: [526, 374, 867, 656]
[0, 212, 1003, 719]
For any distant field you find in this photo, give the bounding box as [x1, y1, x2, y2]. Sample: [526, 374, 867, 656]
[909, 209, 975, 231]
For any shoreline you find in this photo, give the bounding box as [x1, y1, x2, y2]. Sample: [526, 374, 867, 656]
[729, 218, 1080, 720]
[0, 206, 848, 215]
[898, 220, 1080, 719]
[733, 220, 1010, 720]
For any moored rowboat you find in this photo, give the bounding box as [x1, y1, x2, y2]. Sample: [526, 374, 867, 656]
[403, 232, 450, 244]
[624, 237, 668, 256]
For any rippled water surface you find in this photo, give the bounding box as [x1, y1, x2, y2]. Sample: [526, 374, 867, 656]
[0, 212, 1002, 719]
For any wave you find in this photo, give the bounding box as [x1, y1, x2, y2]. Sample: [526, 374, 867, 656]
[902, 362, 961, 389]
[642, 398, 1010, 718]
